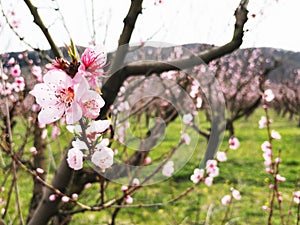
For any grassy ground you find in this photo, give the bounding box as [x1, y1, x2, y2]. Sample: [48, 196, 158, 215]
[69, 109, 300, 225]
[0, 109, 299, 225]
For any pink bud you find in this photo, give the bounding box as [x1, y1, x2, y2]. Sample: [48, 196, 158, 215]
[61, 196, 70, 202]
[262, 205, 269, 211]
[275, 157, 281, 164]
[84, 183, 92, 189]
[144, 156, 151, 165]
[72, 193, 78, 200]
[265, 168, 273, 174]
[49, 194, 57, 201]
[30, 147, 37, 155]
[121, 185, 128, 192]
[276, 174, 286, 182]
[125, 195, 133, 204]
[36, 168, 44, 174]
[269, 184, 274, 189]
[132, 178, 140, 186]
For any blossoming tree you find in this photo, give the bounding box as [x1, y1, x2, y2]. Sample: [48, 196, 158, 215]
[0, 0, 299, 225]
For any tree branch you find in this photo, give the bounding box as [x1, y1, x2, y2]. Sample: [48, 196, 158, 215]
[23, 0, 63, 58]
[100, 0, 249, 118]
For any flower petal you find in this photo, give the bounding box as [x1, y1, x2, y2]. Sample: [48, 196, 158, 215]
[29, 83, 58, 106]
[65, 102, 82, 124]
[38, 105, 64, 124]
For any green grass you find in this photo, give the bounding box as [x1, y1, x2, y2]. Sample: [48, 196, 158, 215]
[70, 109, 300, 225]
[0, 109, 299, 225]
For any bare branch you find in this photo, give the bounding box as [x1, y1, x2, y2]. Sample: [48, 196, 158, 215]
[100, 0, 249, 118]
[23, 0, 63, 58]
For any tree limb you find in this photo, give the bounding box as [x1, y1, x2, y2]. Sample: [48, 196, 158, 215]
[23, 0, 63, 58]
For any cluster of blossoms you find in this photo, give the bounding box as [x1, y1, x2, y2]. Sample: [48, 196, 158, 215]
[190, 135, 240, 186]
[221, 187, 242, 205]
[66, 119, 113, 171]
[0, 58, 25, 100]
[190, 159, 219, 186]
[30, 45, 113, 171]
[260, 88, 290, 212]
[30, 46, 106, 124]
[119, 178, 141, 205]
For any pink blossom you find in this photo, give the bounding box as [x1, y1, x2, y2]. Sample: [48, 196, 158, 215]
[91, 147, 114, 171]
[182, 113, 193, 125]
[221, 195, 231, 205]
[262, 205, 269, 211]
[293, 191, 300, 204]
[121, 185, 128, 192]
[132, 178, 140, 186]
[144, 156, 152, 165]
[258, 116, 267, 128]
[190, 168, 204, 184]
[30, 147, 37, 155]
[162, 161, 174, 177]
[49, 194, 57, 201]
[84, 183, 92, 189]
[275, 157, 281, 164]
[265, 168, 273, 174]
[231, 188, 241, 200]
[263, 89, 275, 102]
[41, 129, 47, 139]
[10, 64, 21, 77]
[31, 104, 41, 112]
[0, 71, 8, 80]
[125, 195, 133, 204]
[261, 141, 271, 152]
[67, 148, 84, 170]
[61, 196, 70, 203]
[276, 174, 286, 182]
[206, 160, 219, 177]
[196, 97, 202, 108]
[264, 159, 272, 167]
[78, 46, 107, 87]
[66, 124, 82, 134]
[72, 193, 78, 200]
[30, 70, 89, 124]
[216, 151, 227, 162]
[72, 138, 88, 150]
[204, 177, 213, 186]
[181, 133, 191, 145]
[80, 90, 105, 119]
[51, 125, 60, 139]
[269, 184, 274, 189]
[36, 168, 44, 174]
[86, 120, 110, 140]
[271, 130, 281, 140]
[229, 136, 240, 150]
[7, 57, 15, 65]
[31, 65, 43, 82]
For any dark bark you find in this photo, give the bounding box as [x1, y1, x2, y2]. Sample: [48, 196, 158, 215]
[26, 121, 47, 223]
[27, 148, 73, 225]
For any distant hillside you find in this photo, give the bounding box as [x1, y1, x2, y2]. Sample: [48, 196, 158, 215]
[1, 43, 299, 85]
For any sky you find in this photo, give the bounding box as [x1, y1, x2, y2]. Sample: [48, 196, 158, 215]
[0, 0, 300, 54]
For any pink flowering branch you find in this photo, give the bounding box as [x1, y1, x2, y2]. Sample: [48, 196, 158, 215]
[260, 88, 287, 225]
[0, 1, 53, 62]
